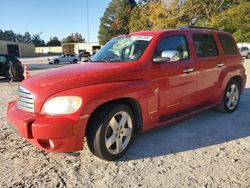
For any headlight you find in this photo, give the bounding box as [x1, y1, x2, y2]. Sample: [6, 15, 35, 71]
[43, 96, 82, 114]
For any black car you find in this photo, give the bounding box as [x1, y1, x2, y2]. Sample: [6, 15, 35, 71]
[0, 54, 24, 81]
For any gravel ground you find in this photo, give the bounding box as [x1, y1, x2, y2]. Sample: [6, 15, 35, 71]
[0, 59, 250, 188]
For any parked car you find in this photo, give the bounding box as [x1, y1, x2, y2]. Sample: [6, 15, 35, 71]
[7, 27, 246, 161]
[79, 51, 92, 62]
[0, 54, 24, 81]
[48, 54, 80, 64]
[239, 46, 250, 59]
[79, 51, 91, 58]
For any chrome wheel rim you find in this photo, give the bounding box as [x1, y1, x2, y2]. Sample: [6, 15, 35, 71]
[226, 84, 239, 110]
[105, 111, 133, 155]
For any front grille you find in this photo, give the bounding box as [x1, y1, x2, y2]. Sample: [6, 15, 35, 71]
[17, 86, 34, 113]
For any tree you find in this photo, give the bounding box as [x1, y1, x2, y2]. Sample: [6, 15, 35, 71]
[129, 0, 181, 32]
[62, 33, 85, 43]
[0, 30, 16, 42]
[23, 32, 32, 43]
[209, 2, 250, 42]
[46, 36, 61, 46]
[31, 35, 45, 47]
[98, 0, 137, 45]
[0, 29, 46, 45]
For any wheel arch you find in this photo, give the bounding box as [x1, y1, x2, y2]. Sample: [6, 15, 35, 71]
[230, 75, 243, 92]
[85, 97, 143, 137]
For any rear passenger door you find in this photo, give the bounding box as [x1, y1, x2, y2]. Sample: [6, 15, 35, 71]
[192, 33, 223, 104]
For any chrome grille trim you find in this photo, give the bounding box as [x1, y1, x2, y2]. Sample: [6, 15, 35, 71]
[17, 86, 34, 113]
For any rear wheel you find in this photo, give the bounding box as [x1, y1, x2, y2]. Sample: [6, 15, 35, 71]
[216, 79, 240, 113]
[73, 59, 78, 64]
[87, 104, 135, 161]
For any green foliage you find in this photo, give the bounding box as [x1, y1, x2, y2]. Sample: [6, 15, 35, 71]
[129, 0, 184, 32]
[31, 35, 46, 47]
[209, 2, 250, 42]
[127, 0, 250, 42]
[0, 30, 45, 46]
[46, 37, 61, 46]
[62, 33, 85, 43]
[98, 0, 137, 45]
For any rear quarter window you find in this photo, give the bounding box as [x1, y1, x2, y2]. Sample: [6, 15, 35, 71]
[218, 34, 238, 55]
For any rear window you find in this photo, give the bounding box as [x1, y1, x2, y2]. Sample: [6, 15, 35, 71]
[192, 34, 219, 58]
[218, 34, 238, 55]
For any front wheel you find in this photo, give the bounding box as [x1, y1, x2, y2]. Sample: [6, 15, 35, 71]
[87, 104, 135, 161]
[216, 79, 241, 113]
[54, 60, 60, 64]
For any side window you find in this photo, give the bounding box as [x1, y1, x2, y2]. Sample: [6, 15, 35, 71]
[218, 34, 238, 55]
[154, 35, 189, 62]
[242, 47, 249, 51]
[0, 56, 7, 64]
[192, 34, 218, 58]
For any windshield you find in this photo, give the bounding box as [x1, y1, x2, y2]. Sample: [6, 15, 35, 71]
[90, 35, 153, 62]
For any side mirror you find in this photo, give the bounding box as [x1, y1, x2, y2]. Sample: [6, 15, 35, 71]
[153, 50, 180, 64]
[161, 50, 180, 61]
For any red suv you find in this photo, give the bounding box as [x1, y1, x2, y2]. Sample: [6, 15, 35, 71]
[7, 27, 246, 161]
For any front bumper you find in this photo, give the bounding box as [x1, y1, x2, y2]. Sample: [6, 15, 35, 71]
[7, 101, 85, 152]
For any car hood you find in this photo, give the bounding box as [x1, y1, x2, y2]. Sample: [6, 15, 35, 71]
[21, 62, 142, 100]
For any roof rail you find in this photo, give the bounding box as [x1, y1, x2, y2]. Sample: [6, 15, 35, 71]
[179, 26, 220, 31]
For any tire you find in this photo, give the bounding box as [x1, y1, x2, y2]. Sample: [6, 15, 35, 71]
[86, 104, 135, 161]
[73, 59, 78, 64]
[215, 79, 241, 113]
[54, 60, 60, 64]
[247, 53, 250, 59]
[8, 65, 24, 82]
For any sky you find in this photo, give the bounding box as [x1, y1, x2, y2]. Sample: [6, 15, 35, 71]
[0, 0, 110, 42]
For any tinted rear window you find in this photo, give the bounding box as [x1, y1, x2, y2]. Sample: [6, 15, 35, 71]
[218, 34, 238, 55]
[192, 34, 219, 58]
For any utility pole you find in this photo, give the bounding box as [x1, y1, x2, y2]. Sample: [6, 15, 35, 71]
[86, 0, 91, 53]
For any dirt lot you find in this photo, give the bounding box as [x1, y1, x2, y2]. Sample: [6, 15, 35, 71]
[0, 59, 249, 188]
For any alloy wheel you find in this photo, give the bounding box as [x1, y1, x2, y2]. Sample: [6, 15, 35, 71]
[105, 111, 133, 155]
[226, 84, 239, 110]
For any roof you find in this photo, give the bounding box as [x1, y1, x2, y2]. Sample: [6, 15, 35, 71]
[128, 27, 229, 37]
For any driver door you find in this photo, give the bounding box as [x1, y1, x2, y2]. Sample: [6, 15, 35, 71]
[150, 34, 198, 119]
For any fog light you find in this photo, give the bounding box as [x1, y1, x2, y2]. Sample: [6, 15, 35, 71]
[49, 140, 55, 149]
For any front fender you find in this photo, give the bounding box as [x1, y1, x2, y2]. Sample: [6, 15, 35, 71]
[43, 80, 151, 135]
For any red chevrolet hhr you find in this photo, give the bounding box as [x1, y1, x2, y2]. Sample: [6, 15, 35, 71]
[7, 27, 246, 161]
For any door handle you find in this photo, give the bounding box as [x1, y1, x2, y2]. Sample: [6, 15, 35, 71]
[183, 67, 194, 73]
[217, 63, 224, 68]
